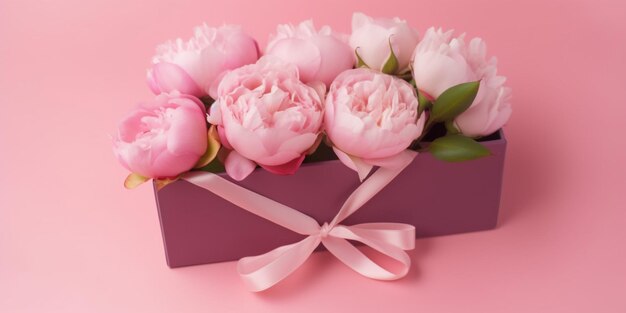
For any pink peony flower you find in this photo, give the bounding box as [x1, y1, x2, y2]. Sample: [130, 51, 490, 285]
[113, 92, 208, 179]
[208, 57, 325, 181]
[349, 12, 419, 73]
[147, 24, 259, 99]
[265, 20, 355, 86]
[412, 27, 511, 137]
[325, 68, 425, 180]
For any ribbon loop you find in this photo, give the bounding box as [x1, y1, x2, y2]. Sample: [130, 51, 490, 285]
[322, 235, 410, 280]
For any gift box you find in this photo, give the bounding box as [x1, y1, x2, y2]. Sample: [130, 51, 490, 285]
[111, 13, 514, 291]
[153, 130, 506, 268]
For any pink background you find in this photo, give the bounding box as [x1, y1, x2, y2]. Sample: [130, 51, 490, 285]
[1, 0, 625, 311]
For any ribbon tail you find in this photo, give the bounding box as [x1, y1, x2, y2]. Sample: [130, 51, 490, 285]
[237, 235, 321, 292]
[183, 172, 320, 235]
[330, 150, 418, 226]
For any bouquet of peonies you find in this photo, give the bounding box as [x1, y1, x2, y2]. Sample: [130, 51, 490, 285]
[112, 12, 511, 291]
[114, 12, 511, 187]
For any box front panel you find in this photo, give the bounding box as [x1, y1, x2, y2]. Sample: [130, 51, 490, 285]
[155, 133, 506, 267]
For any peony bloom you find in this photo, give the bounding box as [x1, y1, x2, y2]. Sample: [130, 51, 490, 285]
[325, 68, 425, 180]
[412, 27, 511, 137]
[147, 24, 259, 99]
[113, 92, 208, 179]
[265, 20, 355, 86]
[208, 57, 324, 181]
[349, 12, 419, 73]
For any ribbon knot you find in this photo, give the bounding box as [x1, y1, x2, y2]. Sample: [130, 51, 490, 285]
[319, 222, 332, 238]
[183, 150, 419, 292]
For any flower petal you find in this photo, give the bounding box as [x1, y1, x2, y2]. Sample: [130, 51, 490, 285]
[151, 62, 204, 96]
[259, 154, 305, 175]
[166, 106, 208, 157]
[266, 38, 321, 83]
[225, 150, 257, 181]
[332, 147, 373, 182]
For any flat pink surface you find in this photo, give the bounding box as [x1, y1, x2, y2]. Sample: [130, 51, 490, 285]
[1, 0, 625, 311]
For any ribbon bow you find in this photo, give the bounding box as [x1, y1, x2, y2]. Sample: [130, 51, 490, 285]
[183, 150, 418, 292]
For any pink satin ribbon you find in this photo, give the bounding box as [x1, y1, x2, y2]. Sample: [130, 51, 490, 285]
[183, 150, 418, 292]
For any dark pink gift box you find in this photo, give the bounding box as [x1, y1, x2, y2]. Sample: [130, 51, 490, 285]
[153, 130, 507, 268]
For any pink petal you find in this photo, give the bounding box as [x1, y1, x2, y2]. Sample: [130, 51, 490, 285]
[114, 140, 156, 178]
[224, 150, 257, 181]
[151, 62, 204, 97]
[413, 51, 470, 98]
[259, 154, 305, 175]
[307, 81, 326, 102]
[146, 69, 161, 94]
[333, 147, 373, 181]
[208, 71, 228, 100]
[349, 24, 392, 70]
[266, 38, 321, 83]
[195, 46, 227, 91]
[222, 119, 270, 162]
[333, 146, 357, 171]
[151, 150, 198, 179]
[217, 125, 233, 150]
[353, 157, 374, 182]
[206, 102, 222, 125]
[116, 108, 151, 142]
[310, 35, 355, 86]
[352, 12, 372, 30]
[166, 106, 207, 157]
[222, 34, 259, 69]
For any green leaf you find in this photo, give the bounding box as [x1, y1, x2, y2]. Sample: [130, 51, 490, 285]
[355, 48, 369, 68]
[417, 91, 432, 116]
[429, 134, 491, 162]
[430, 81, 480, 122]
[398, 72, 413, 81]
[195, 159, 226, 174]
[381, 38, 399, 74]
[444, 120, 460, 135]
